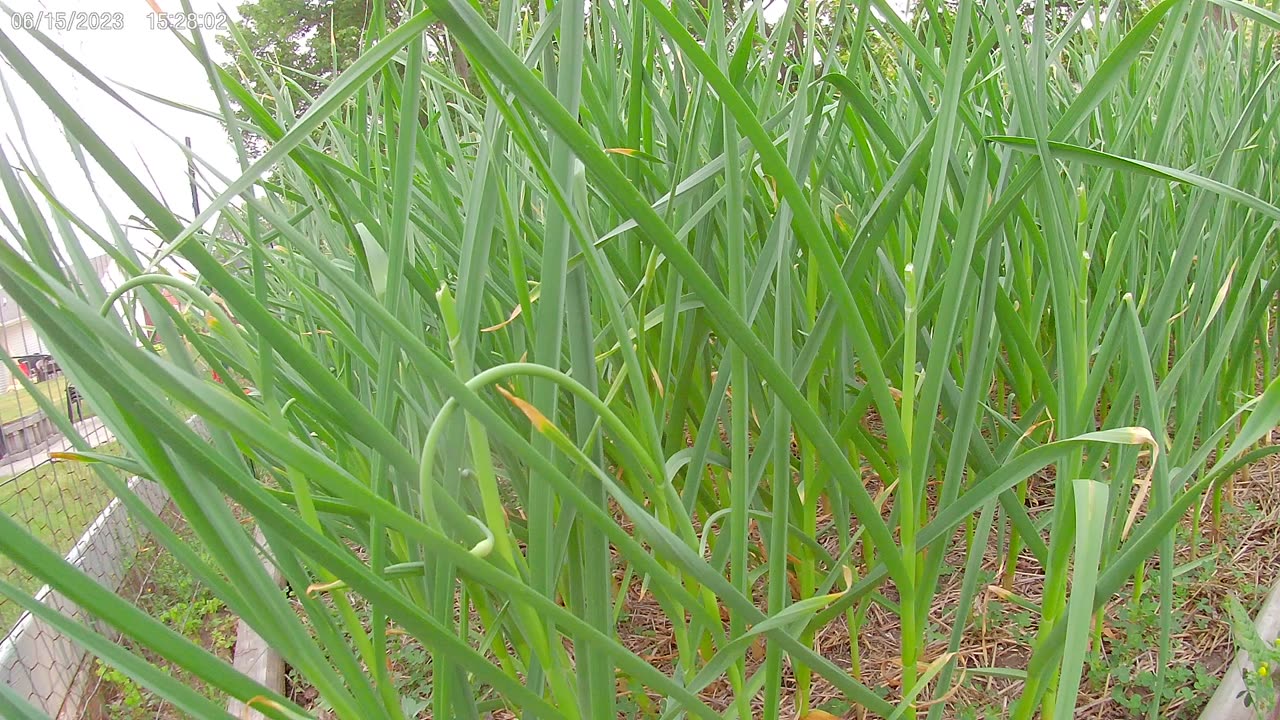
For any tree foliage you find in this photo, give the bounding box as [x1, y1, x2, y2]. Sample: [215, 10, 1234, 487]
[217, 0, 407, 155]
[219, 0, 406, 103]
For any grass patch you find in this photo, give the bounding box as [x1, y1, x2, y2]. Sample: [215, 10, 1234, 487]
[0, 375, 74, 424]
[0, 442, 123, 631]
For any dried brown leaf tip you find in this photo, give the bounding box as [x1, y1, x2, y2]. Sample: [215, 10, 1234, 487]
[481, 304, 522, 332]
[305, 579, 345, 596]
[605, 147, 661, 163]
[244, 696, 289, 719]
[496, 385, 552, 433]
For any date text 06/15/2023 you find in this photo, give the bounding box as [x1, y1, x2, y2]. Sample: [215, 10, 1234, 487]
[8, 11, 230, 32]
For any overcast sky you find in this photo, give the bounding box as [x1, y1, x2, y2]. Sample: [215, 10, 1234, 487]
[0, 0, 866, 262]
[1, 0, 242, 258]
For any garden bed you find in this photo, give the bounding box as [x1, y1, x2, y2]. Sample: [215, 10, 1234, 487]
[843, 450, 1280, 719]
[5, 0, 1278, 714]
[250, 449, 1280, 719]
[80, 504, 236, 720]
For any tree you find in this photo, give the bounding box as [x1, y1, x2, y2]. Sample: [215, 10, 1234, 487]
[217, 0, 408, 155]
[218, 0, 504, 154]
[219, 0, 406, 106]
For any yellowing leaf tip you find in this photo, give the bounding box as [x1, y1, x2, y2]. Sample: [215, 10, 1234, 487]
[496, 386, 552, 433]
[306, 579, 345, 596]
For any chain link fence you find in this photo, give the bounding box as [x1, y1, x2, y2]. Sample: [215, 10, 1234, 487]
[0, 280, 234, 717]
[0, 452, 117, 630]
[0, 288, 119, 618]
[0, 289, 183, 717]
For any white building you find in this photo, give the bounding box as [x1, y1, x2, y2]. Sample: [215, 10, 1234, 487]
[0, 255, 123, 391]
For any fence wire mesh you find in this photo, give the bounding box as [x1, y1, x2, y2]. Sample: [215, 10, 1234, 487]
[0, 291, 190, 718]
[68, 503, 228, 720]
